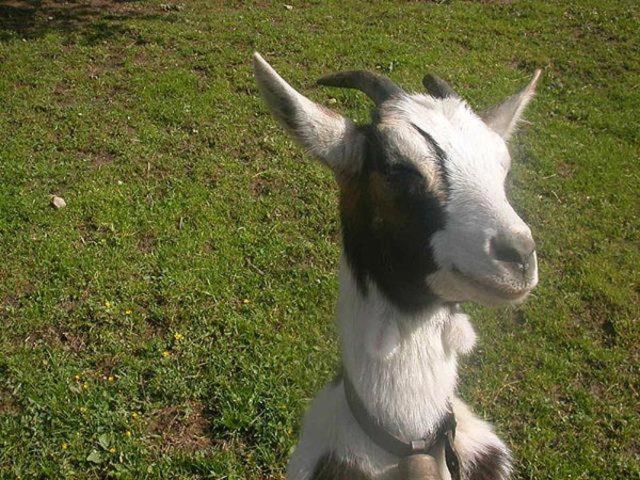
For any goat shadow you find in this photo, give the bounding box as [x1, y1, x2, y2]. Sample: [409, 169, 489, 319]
[0, 0, 175, 45]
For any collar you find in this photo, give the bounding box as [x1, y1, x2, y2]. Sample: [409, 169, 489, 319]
[343, 373, 461, 479]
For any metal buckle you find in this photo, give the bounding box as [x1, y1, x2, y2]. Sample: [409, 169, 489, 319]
[410, 439, 428, 453]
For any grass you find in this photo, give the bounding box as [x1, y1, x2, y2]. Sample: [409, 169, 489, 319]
[0, 0, 638, 478]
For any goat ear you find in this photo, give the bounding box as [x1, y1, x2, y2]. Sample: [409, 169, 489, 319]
[253, 52, 362, 174]
[480, 69, 542, 140]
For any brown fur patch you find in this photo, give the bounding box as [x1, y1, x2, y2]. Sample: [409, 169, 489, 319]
[368, 171, 407, 229]
[338, 171, 363, 216]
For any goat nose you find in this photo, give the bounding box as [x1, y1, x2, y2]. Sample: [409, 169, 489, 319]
[490, 232, 536, 267]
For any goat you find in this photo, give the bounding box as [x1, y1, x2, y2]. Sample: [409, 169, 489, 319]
[253, 52, 541, 480]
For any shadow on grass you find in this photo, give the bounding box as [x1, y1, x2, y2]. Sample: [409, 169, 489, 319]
[0, 0, 172, 44]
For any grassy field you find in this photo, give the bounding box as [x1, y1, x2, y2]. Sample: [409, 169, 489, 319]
[0, 0, 638, 478]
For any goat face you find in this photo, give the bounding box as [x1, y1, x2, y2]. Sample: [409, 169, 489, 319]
[253, 53, 540, 311]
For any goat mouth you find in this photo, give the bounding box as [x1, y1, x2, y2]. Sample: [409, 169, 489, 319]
[451, 266, 530, 301]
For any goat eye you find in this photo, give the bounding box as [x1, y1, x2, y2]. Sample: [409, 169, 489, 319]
[390, 164, 421, 179]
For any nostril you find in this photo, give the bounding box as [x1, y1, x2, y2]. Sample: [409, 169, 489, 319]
[490, 234, 535, 266]
[491, 241, 523, 264]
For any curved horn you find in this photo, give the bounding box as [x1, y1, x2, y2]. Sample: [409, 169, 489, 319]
[422, 74, 459, 99]
[317, 70, 403, 105]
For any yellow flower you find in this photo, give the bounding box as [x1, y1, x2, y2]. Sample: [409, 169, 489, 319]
[109, 447, 116, 454]
[108, 376, 114, 382]
[83, 382, 89, 390]
[74, 375, 80, 380]
[162, 350, 170, 358]
[61, 442, 68, 450]
[131, 412, 138, 419]
[173, 332, 184, 341]
[104, 301, 113, 308]
[125, 309, 132, 315]
[125, 430, 132, 438]
[79, 406, 87, 413]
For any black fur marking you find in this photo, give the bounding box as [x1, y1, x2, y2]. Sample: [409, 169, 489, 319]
[466, 446, 511, 480]
[311, 453, 372, 480]
[411, 123, 450, 192]
[340, 125, 447, 313]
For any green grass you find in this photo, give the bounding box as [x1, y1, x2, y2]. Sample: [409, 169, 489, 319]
[0, 0, 638, 478]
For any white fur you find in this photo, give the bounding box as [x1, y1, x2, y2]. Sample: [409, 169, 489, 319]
[252, 54, 539, 479]
[253, 52, 363, 174]
[379, 95, 539, 306]
[443, 312, 477, 356]
[481, 70, 542, 140]
[254, 52, 539, 305]
[287, 260, 508, 479]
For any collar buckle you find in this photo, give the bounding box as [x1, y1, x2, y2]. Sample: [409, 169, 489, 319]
[410, 439, 428, 453]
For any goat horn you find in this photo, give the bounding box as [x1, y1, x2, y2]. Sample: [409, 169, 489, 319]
[422, 74, 459, 99]
[317, 70, 404, 105]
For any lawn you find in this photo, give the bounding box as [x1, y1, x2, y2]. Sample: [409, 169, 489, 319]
[0, 0, 638, 478]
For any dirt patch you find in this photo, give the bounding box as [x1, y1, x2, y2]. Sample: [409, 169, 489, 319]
[147, 402, 214, 453]
[599, 318, 617, 347]
[51, 81, 77, 108]
[138, 231, 157, 253]
[1, 280, 34, 317]
[580, 290, 625, 348]
[250, 175, 282, 198]
[0, 388, 20, 415]
[89, 150, 116, 168]
[557, 161, 576, 178]
[1, 294, 20, 311]
[76, 216, 117, 246]
[23, 324, 87, 352]
[508, 57, 540, 73]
